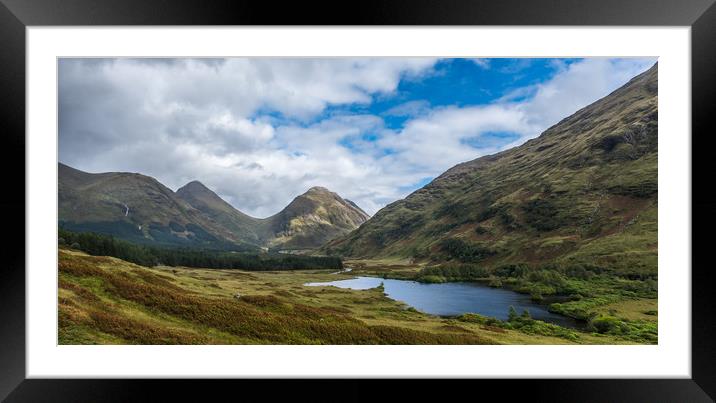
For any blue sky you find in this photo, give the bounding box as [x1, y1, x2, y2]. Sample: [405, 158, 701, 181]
[253, 58, 582, 129]
[59, 57, 656, 217]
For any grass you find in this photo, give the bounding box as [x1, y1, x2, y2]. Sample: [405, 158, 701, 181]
[58, 67, 659, 346]
[348, 259, 659, 344]
[59, 249, 493, 344]
[456, 313, 581, 342]
[592, 298, 657, 321]
[58, 248, 647, 345]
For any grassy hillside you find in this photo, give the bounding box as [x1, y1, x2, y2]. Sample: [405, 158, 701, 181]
[175, 180, 270, 245]
[265, 187, 371, 250]
[176, 183, 370, 250]
[59, 164, 369, 251]
[323, 63, 658, 280]
[59, 163, 244, 249]
[58, 248, 645, 345]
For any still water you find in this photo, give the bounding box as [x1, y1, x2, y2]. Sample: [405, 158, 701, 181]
[305, 276, 579, 328]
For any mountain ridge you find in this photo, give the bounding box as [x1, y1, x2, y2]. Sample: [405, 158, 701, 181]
[322, 63, 658, 277]
[59, 163, 369, 250]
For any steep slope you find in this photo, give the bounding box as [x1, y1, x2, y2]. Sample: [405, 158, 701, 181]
[175, 183, 369, 250]
[58, 163, 249, 249]
[175, 181, 268, 245]
[324, 63, 658, 277]
[59, 164, 369, 250]
[265, 187, 371, 250]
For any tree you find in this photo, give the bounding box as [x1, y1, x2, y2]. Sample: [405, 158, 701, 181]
[508, 306, 518, 322]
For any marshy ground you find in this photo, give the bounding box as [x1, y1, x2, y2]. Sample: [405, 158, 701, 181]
[58, 248, 655, 345]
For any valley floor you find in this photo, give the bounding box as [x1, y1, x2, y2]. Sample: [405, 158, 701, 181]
[58, 248, 655, 345]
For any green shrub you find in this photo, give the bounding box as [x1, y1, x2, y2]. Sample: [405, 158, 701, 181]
[508, 306, 518, 322]
[456, 313, 503, 327]
[439, 238, 496, 263]
[474, 226, 489, 235]
[420, 275, 446, 284]
[494, 264, 530, 278]
[530, 293, 544, 302]
[522, 199, 561, 231]
[417, 263, 489, 282]
[591, 316, 629, 335]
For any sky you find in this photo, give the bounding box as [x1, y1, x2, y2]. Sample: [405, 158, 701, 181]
[58, 57, 656, 218]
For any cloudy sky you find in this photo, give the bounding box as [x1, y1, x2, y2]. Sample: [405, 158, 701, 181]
[59, 57, 656, 217]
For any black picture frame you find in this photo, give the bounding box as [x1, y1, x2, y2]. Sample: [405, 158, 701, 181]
[1, 1, 714, 401]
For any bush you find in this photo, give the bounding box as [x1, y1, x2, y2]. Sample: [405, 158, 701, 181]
[474, 226, 489, 235]
[456, 313, 503, 327]
[420, 275, 446, 284]
[527, 270, 567, 289]
[411, 247, 430, 259]
[494, 264, 530, 278]
[434, 201, 471, 220]
[530, 293, 544, 302]
[417, 263, 489, 282]
[498, 210, 518, 230]
[508, 306, 518, 322]
[595, 135, 624, 152]
[522, 199, 561, 232]
[591, 316, 629, 335]
[439, 238, 496, 263]
[564, 264, 604, 279]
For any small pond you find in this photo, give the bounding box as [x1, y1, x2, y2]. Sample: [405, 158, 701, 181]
[305, 276, 580, 329]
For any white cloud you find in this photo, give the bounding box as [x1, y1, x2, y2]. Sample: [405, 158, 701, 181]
[378, 104, 532, 172]
[383, 100, 431, 117]
[349, 58, 657, 209]
[59, 57, 656, 217]
[515, 58, 657, 130]
[59, 58, 438, 217]
[470, 58, 491, 69]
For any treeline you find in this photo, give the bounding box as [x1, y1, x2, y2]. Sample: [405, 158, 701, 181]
[416, 261, 657, 299]
[58, 229, 343, 271]
[416, 263, 490, 283]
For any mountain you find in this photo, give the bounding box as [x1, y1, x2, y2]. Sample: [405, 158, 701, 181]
[59, 163, 369, 250]
[323, 63, 658, 277]
[58, 163, 254, 250]
[175, 184, 370, 250]
[175, 180, 267, 245]
[264, 186, 371, 250]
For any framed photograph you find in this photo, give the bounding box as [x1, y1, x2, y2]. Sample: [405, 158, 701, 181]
[3, 0, 714, 401]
